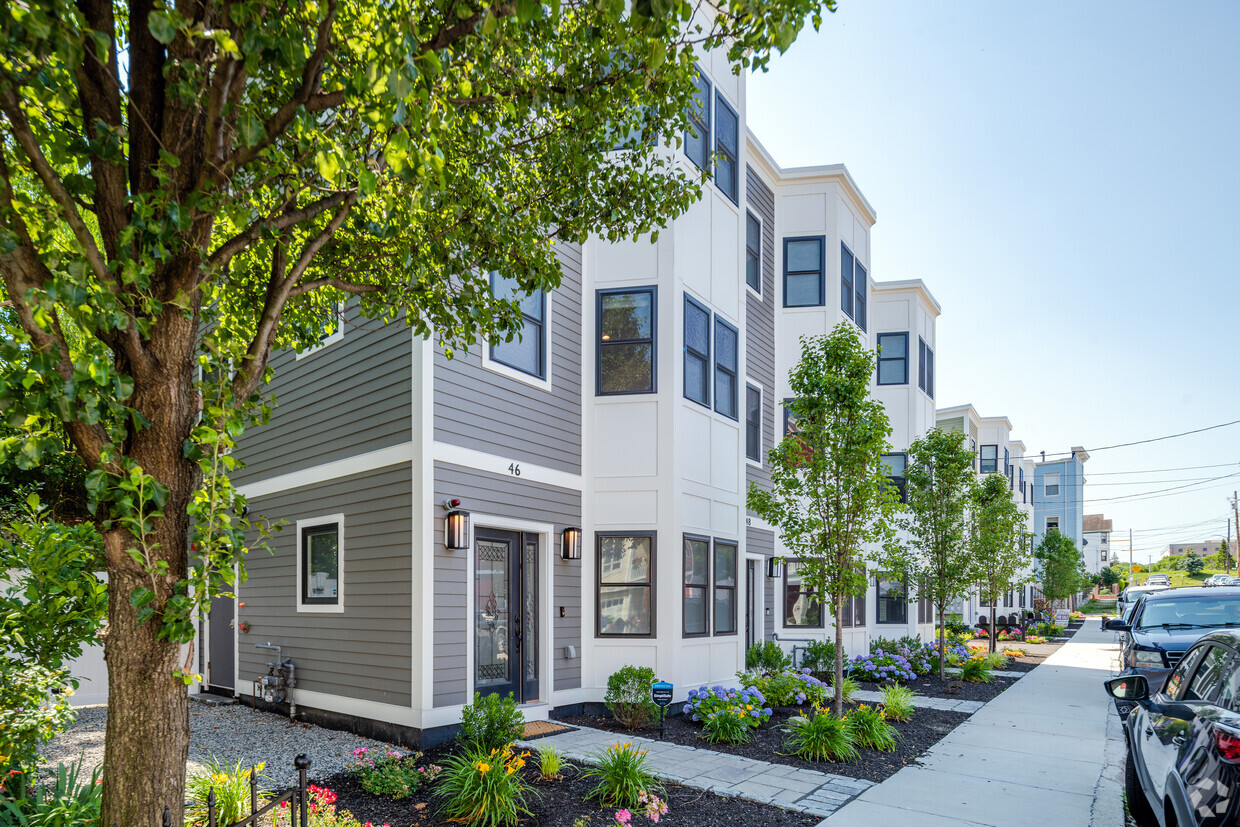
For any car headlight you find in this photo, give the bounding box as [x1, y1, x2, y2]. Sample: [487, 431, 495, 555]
[1134, 650, 1164, 666]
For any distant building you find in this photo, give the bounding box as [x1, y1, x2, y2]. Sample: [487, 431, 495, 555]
[1162, 542, 1223, 558]
[1034, 447, 1089, 550]
[1081, 514, 1112, 575]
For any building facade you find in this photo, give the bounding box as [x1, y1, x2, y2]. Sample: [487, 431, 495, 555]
[1082, 514, 1113, 574]
[1033, 448, 1089, 550]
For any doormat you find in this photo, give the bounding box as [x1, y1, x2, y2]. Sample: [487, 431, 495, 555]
[521, 720, 576, 740]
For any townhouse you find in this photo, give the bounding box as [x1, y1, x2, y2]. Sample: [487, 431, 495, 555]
[1034, 448, 1089, 548]
[1082, 514, 1114, 574]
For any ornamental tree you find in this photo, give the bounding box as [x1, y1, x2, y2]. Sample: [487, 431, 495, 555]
[874, 427, 975, 679]
[968, 472, 1031, 652]
[0, 0, 836, 820]
[747, 326, 899, 716]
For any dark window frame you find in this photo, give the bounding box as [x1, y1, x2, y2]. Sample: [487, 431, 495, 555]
[1045, 473, 1061, 496]
[682, 533, 711, 638]
[841, 592, 867, 628]
[783, 560, 825, 628]
[882, 452, 908, 503]
[713, 539, 738, 636]
[714, 92, 739, 205]
[488, 273, 547, 379]
[596, 286, 657, 396]
[683, 294, 711, 407]
[918, 337, 935, 398]
[980, 444, 998, 474]
[854, 259, 867, 332]
[783, 236, 826, 308]
[745, 211, 762, 294]
[685, 68, 711, 172]
[596, 531, 657, 639]
[840, 243, 855, 319]
[713, 316, 739, 420]
[876, 332, 909, 386]
[745, 383, 762, 462]
[875, 573, 908, 625]
[301, 522, 340, 606]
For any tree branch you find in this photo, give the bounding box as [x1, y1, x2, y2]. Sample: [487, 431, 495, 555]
[204, 190, 354, 278]
[289, 277, 380, 298]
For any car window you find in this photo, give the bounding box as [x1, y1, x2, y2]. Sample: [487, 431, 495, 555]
[1184, 646, 1231, 702]
[1221, 655, 1240, 711]
[1137, 595, 1240, 630]
[1165, 648, 1206, 699]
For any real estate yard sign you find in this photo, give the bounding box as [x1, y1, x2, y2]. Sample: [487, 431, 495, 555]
[1054, 608, 1071, 628]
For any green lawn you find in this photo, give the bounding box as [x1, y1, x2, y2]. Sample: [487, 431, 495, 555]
[1133, 568, 1237, 588]
[1077, 598, 1118, 615]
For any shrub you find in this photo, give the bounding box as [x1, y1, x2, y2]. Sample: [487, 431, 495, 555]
[435, 743, 535, 827]
[274, 785, 370, 827]
[926, 642, 971, 673]
[984, 652, 1009, 670]
[847, 648, 915, 683]
[0, 759, 102, 826]
[537, 747, 563, 780]
[840, 676, 860, 705]
[1025, 635, 1047, 644]
[346, 746, 426, 799]
[745, 641, 792, 674]
[186, 757, 271, 824]
[682, 686, 772, 743]
[783, 709, 857, 762]
[739, 668, 829, 707]
[995, 626, 1023, 641]
[800, 640, 837, 674]
[960, 654, 993, 683]
[1033, 622, 1064, 637]
[944, 629, 974, 647]
[845, 704, 898, 752]
[583, 742, 662, 809]
[605, 666, 660, 731]
[459, 692, 525, 752]
[879, 684, 916, 722]
[1069, 611, 1085, 620]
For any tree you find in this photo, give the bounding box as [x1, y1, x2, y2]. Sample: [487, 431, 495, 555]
[1184, 550, 1205, 576]
[748, 326, 898, 716]
[1033, 530, 1088, 608]
[969, 473, 1032, 652]
[1099, 565, 1120, 589]
[875, 427, 974, 679]
[0, 1, 836, 820]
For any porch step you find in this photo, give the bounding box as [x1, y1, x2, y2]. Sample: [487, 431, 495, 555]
[191, 693, 237, 706]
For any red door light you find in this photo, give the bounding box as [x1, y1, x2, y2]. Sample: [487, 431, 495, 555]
[1215, 726, 1240, 763]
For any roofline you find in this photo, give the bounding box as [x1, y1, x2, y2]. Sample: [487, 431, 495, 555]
[871, 279, 943, 315]
[746, 129, 877, 225]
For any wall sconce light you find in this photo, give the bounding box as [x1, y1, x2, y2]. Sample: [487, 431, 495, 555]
[766, 557, 784, 579]
[444, 498, 470, 550]
[561, 527, 582, 560]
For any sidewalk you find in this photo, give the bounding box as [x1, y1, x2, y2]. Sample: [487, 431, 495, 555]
[821, 622, 1123, 826]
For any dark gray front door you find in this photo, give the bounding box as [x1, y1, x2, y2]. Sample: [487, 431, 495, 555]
[475, 528, 539, 703]
[207, 593, 235, 694]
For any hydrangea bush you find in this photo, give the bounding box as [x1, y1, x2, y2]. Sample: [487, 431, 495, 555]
[738, 668, 830, 707]
[683, 686, 773, 742]
[848, 648, 916, 683]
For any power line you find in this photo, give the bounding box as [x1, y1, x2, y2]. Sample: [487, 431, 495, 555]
[1027, 418, 1240, 461]
[1083, 471, 1240, 504]
[1088, 462, 1240, 477]
[1088, 475, 1230, 487]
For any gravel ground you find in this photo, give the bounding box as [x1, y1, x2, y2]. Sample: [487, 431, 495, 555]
[41, 700, 409, 787]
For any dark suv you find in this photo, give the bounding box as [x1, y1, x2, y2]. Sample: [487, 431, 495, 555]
[1106, 587, 1240, 693]
[1106, 630, 1240, 827]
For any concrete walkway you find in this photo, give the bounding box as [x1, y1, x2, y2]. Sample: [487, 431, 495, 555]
[850, 688, 983, 714]
[821, 623, 1123, 826]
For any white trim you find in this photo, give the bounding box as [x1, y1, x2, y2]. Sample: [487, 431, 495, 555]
[480, 290, 554, 392]
[240, 680, 421, 728]
[744, 514, 775, 533]
[237, 443, 414, 499]
[433, 441, 583, 491]
[294, 303, 345, 360]
[295, 513, 346, 614]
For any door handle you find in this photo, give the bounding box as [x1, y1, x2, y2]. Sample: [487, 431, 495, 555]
[1145, 727, 1154, 737]
[1172, 735, 1186, 747]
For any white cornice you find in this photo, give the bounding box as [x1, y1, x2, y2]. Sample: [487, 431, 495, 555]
[871, 279, 943, 316]
[745, 129, 877, 225]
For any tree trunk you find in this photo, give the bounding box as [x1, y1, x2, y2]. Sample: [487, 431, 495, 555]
[937, 604, 946, 681]
[989, 602, 997, 654]
[833, 600, 845, 718]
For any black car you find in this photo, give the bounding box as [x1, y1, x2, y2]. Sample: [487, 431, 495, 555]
[1106, 630, 1240, 826]
[1105, 587, 1240, 693]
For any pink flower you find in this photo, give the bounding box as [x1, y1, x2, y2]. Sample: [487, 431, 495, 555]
[615, 809, 632, 826]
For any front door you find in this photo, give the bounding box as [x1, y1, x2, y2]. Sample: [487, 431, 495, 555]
[745, 560, 758, 650]
[206, 593, 235, 695]
[474, 528, 539, 703]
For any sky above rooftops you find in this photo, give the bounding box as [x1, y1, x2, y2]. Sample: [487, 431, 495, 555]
[749, 0, 1240, 564]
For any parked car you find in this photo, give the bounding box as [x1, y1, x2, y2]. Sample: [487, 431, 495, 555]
[1146, 574, 1171, 587]
[1204, 574, 1230, 587]
[1105, 630, 1240, 827]
[1118, 584, 1173, 619]
[1106, 588, 1240, 696]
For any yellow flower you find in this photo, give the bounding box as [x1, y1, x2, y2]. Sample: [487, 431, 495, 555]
[506, 766, 515, 775]
[475, 761, 491, 774]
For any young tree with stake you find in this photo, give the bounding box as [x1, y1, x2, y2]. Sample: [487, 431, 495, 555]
[969, 472, 1032, 652]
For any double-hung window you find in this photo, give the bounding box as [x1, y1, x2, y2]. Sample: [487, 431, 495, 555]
[714, 318, 738, 420]
[745, 212, 762, 293]
[876, 332, 909, 385]
[840, 244, 867, 330]
[881, 453, 907, 503]
[1045, 473, 1061, 497]
[783, 561, 823, 627]
[683, 295, 710, 406]
[841, 591, 866, 628]
[784, 237, 825, 307]
[597, 288, 656, 395]
[489, 273, 546, 379]
[683, 535, 710, 637]
[298, 516, 344, 612]
[598, 533, 654, 636]
[1046, 517, 1060, 533]
[685, 69, 711, 171]
[876, 574, 908, 624]
[714, 93, 739, 204]
[1019, 468, 1026, 502]
[713, 540, 737, 634]
[745, 384, 762, 462]
[979, 444, 998, 474]
[918, 338, 935, 398]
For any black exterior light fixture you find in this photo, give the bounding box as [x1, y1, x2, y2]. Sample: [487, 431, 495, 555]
[444, 498, 470, 550]
[561, 527, 582, 560]
[766, 557, 784, 579]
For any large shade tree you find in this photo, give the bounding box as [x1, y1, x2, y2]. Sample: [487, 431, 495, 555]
[748, 325, 899, 716]
[0, 0, 835, 820]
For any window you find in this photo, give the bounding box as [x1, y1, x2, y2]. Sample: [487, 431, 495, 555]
[876, 574, 907, 624]
[298, 516, 344, 612]
[714, 540, 737, 634]
[840, 243, 867, 330]
[783, 237, 825, 308]
[980, 445, 998, 474]
[714, 93, 739, 204]
[783, 399, 799, 435]
[685, 68, 711, 171]
[745, 212, 762, 293]
[489, 273, 546, 379]
[1045, 473, 1060, 497]
[783, 561, 823, 627]
[745, 384, 761, 462]
[1019, 468, 1026, 502]
[1003, 448, 1010, 478]
[683, 295, 710, 406]
[918, 338, 934, 398]
[881, 453, 907, 503]
[841, 592, 866, 628]
[714, 317, 738, 420]
[598, 533, 654, 636]
[598, 288, 656, 395]
[1046, 517, 1060, 533]
[1185, 646, 1230, 702]
[876, 333, 908, 385]
[683, 535, 709, 637]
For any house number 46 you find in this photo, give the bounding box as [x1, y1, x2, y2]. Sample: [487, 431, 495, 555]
[508, 463, 521, 476]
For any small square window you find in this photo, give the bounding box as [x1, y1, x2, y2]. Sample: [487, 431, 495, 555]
[784, 237, 825, 308]
[876, 333, 909, 385]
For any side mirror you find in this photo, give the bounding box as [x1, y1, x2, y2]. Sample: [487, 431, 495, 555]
[1103, 619, 1130, 632]
[1106, 675, 1150, 702]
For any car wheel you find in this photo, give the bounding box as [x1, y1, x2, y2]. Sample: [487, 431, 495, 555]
[1125, 752, 1158, 827]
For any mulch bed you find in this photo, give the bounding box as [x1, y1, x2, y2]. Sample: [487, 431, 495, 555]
[559, 705, 970, 784]
[316, 746, 819, 827]
[856, 672, 1018, 703]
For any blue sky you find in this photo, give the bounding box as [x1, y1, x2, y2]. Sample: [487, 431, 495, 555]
[749, 1, 1240, 564]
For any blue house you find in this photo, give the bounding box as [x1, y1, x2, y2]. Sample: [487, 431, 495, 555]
[1033, 447, 1089, 550]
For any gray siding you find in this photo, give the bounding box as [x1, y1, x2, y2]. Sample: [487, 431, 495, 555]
[745, 166, 777, 510]
[747, 527, 776, 641]
[433, 245, 583, 475]
[238, 465, 413, 706]
[433, 462, 582, 707]
[232, 303, 412, 486]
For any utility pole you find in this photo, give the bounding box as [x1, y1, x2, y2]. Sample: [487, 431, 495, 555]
[1231, 491, 1239, 576]
[1129, 528, 1134, 584]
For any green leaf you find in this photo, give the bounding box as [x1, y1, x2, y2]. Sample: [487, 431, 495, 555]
[315, 151, 340, 181]
[130, 587, 156, 609]
[148, 11, 177, 44]
[237, 110, 268, 147]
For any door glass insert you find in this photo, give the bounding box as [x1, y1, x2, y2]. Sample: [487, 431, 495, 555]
[476, 540, 510, 686]
[523, 538, 539, 690]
